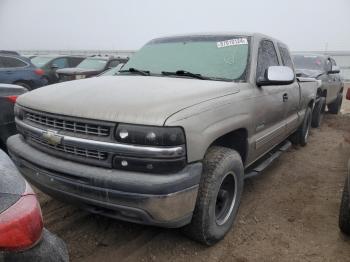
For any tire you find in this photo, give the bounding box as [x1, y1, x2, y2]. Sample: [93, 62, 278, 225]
[339, 177, 350, 235]
[290, 107, 312, 146]
[311, 97, 326, 128]
[328, 93, 343, 114]
[182, 146, 244, 245]
[14, 81, 31, 91]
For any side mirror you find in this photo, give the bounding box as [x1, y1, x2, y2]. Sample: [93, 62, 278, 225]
[328, 65, 340, 74]
[257, 66, 295, 86]
[51, 64, 59, 69]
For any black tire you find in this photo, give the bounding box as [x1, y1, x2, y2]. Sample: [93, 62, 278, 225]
[328, 93, 343, 114]
[182, 146, 244, 245]
[311, 97, 326, 128]
[290, 107, 312, 146]
[339, 177, 350, 235]
[14, 81, 31, 91]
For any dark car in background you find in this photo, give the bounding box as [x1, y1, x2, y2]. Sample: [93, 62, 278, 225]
[293, 54, 344, 115]
[31, 55, 85, 84]
[0, 54, 48, 90]
[56, 56, 128, 82]
[0, 149, 68, 262]
[0, 84, 27, 151]
[0, 50, 20, 56]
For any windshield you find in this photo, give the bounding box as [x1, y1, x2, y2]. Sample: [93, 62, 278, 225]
[293, 55, 325, 71]
[31, 56, 52, 67]
[121, 35, 250, 81]
[77, 58, 107, 70]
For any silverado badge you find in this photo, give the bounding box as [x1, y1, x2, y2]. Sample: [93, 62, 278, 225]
[42, 130, 62, 146]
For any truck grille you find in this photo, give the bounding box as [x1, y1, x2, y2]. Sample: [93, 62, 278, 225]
[25, 111, 110, 137]
[27, 133, 108, 161]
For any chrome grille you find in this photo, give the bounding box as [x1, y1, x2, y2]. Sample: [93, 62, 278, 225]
[27, 133, 108, 161]
[25, 111, 110, 137]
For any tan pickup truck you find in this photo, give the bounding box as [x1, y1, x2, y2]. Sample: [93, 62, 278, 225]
[8, 33, 319, 245]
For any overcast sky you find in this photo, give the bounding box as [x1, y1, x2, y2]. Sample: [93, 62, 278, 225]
[0, 0, 349, 51]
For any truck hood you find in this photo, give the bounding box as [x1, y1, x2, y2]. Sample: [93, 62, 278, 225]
[296, 69, 324, 79]
[56, 67, 101, 76]
[17, 75, 239, 125]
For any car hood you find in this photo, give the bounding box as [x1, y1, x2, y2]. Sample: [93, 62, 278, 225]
[17, 75, 240, 126]
[56, 67, 101, 75]
[0, 149, 25, 213]
[296, 69, 324, 79]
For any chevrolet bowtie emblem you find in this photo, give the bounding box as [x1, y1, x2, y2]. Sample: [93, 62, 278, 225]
[42, 130, 62, 146]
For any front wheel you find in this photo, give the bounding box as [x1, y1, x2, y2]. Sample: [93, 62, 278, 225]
[339, 177, 350, 234]
[182, 146, 244, 245]
[311, 97, 326, 128]
[328, 93, 343, 114]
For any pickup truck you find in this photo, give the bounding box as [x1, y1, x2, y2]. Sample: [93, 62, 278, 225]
[7, 33, 319, 245]
[293, 53, 344, 119]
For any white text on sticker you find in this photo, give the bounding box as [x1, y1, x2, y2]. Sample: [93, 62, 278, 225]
[217, 38, 248, 48]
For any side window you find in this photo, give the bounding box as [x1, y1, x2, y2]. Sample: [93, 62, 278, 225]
[52, 58, 68, 69]
[330, 58, 337, 67]
[1, 56, 27, 68]
[108, 60, 120, 68]
[278, 44, 294, 69]
[256, 40, 279, 81]
[69, 57, 84, 67]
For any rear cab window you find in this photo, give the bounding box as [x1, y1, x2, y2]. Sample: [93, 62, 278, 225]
[278, 43, 294, 70]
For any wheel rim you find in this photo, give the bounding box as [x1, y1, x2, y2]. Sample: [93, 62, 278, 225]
[215, 172, 237, 226]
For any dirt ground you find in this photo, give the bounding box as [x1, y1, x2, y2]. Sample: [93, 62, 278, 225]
[37, 84, 350, 262]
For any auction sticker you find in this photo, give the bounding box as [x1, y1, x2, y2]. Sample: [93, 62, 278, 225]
[217, 38, 248, 48]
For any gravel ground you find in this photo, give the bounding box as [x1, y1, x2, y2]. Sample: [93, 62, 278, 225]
[37, 84, 350, 262]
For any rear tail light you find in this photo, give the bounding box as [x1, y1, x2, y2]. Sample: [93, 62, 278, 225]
[5, 95, 17, 103]
[0, 183, 43, 251]
[346, 88, 350, 100]
[34, 68, 44, 76]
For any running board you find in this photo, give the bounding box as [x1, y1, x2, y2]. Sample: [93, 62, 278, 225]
[244, 140, 292, 179]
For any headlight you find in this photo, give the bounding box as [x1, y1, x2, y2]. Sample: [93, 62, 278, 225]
[14, 104, 24, 120]
[113, 124, 187, 173]
[115, 124, 185, 146]
[75, 75, 86, 80]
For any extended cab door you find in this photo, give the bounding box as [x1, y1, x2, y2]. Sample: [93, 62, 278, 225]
[251, 40, 289, 161]
[277, 44, 300, 133]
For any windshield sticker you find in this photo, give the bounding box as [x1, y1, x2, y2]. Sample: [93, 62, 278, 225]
[217, 38, 248, 48]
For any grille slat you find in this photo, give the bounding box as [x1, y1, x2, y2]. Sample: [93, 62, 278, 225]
[25, 112, 110, 137]
[28, 133, 108, 161]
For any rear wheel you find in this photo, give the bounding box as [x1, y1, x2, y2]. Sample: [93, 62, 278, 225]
[311, 97, 326, 128]
[328, 93, 343, 114]
[182, 146, 244, 245]
[290, 107, 312, 146]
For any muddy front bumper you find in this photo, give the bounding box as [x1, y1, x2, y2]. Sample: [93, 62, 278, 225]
[7, 135, 202, 228]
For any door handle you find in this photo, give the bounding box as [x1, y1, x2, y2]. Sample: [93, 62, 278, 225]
[283, 93, 288, 102]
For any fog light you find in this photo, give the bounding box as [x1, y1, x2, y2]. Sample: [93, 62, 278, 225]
[119, 130, 129, 139]
[121, 160, 128, 167]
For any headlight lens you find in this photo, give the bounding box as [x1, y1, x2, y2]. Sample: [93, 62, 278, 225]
[75, 75, 86, 80]
[115, 124, 185, 146]
[14, 104, 24, 120]
[113, 124, 187, 173]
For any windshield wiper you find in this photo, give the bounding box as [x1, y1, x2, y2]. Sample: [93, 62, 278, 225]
[161, 70, 207, 80]
[119, 67, 150, 76]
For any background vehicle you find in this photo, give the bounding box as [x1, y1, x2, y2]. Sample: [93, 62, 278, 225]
[31, 55, 85, 84]
[0, 84, 27, 151]
[0, 54, 48, 90]
[0, 149, 68, 262]
[0, 50, 20, 56]
[56, 56, 128, 82]
[293, 54, 344, 115]
[8, 33, 318, 246]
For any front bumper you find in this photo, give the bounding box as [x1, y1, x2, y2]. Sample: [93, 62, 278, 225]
[7, 135, 202, 228]
[0, 228, 69, 262]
